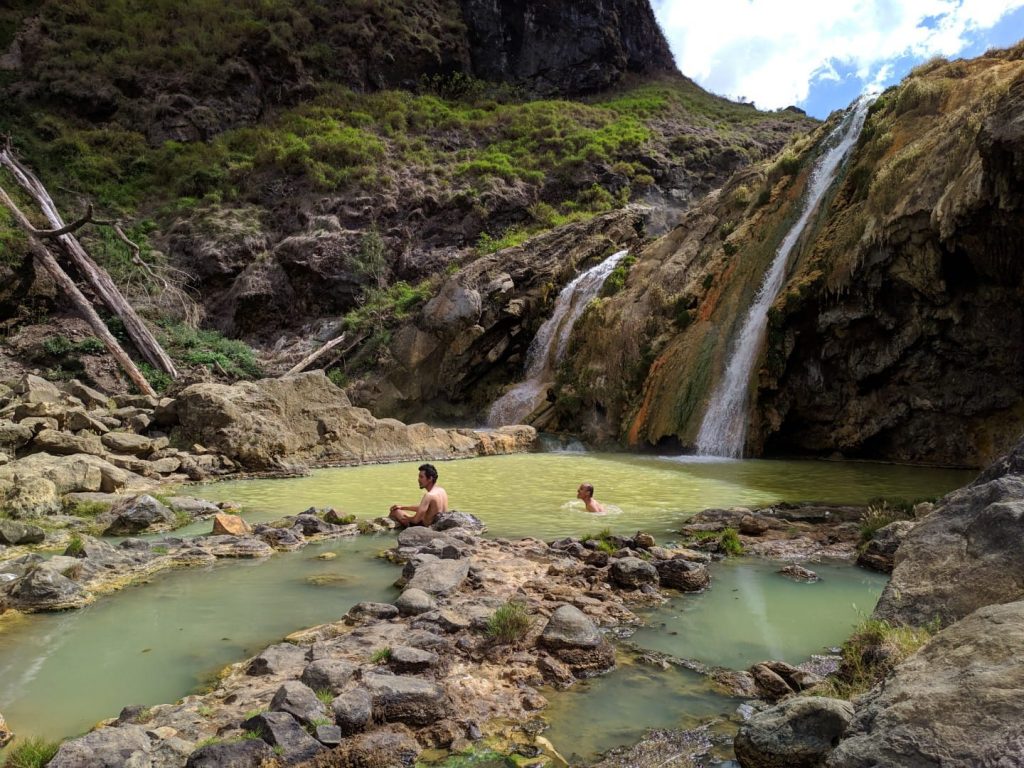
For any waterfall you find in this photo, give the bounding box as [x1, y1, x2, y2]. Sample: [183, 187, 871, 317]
[695, 98, 873, 458]
[487, 249, 629, 426]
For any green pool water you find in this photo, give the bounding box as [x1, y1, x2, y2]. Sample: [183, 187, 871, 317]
[0, 453, 973, 757]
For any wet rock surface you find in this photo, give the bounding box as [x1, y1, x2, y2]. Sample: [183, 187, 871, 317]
[734, 696, 854, 768]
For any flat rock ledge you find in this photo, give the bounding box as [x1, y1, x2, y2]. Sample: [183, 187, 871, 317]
[44, 524, 710, 766]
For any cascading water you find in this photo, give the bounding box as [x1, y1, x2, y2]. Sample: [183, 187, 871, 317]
[487, 249, 629, 426]
[695, 98, 873, 458]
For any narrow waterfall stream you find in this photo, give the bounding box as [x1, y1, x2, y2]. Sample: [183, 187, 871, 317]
[695, 98, 873, 457]
[487, 249, 628, 425]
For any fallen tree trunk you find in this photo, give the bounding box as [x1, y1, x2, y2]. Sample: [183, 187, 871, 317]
[0, 186, 157, 396]
[0, 145, 179, 379]
[284, 333, 348, 376]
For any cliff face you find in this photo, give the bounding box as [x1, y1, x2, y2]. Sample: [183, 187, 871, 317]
[460, 0, 676, 96]
[553, 45, 1024, 467]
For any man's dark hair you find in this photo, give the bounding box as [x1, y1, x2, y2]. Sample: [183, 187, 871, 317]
[419, 463, 438, 482]
[580, 483, 594, 496]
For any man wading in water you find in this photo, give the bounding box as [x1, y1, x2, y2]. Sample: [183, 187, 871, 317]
[577, 482, 605, 514]
[389, 463, 449, 528]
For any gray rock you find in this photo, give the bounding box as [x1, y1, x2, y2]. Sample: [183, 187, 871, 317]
[255, 527, 304, 550]
[432, 510, 486, 531]
[200, 536, 275, 558]
[186, 739, 274, 768]
[540, 604, 615, 678]
[313, 724, 343, 746]
[331, 688, 373, 735]
[395, 587, 435, 616]
[874, 472, 1024, 626]
[7, 566, 87, 611]
[397, 526, 451, 549]
[362, 671, 450, 726]
[388, 645, 439, 673]
[270, 680, 326, 725]
[48, 723, 153, 767]
[13, 374, 62, 405]
[246, 643, 308, 676]
[856, 520, 915, 574]
[654, 557, 711, 591]
[405, 558, 470, 596]
[300, 659, 356, 695]
[0, 519, 45, 545]
[102, 494, 174, 535]
[64, 380, 112, 409]
[291, 513, 339, 536]
[541, 604, 603, 649]
[167, 496, 220, 518]
[64, 408, 111, 434]
[735, 696, 854, 768]
[609, 556, 659, 588]
[827, 600, 1024, 768]
[240, 711, 323, 764]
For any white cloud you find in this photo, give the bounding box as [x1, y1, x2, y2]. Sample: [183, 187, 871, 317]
[651, 0, 1024, 111]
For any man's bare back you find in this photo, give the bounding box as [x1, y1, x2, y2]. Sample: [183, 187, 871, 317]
[389, 463, 449, 528]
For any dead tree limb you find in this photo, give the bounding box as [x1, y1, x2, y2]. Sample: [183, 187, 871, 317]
[0, 146, 179, 379]
[284, 333, 349, 376]
[0, 186, 157, 396]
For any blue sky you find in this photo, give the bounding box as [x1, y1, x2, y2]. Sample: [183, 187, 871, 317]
[651, 0, 1024, 118]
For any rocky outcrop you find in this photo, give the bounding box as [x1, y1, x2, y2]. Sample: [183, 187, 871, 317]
[174, 370, 535, 469]
[874, 435, 1024, 627]
[734, 696, 854, 768]
[460, 0, 676, 96]
[350, 209, 647, 421]
[827, 600, 1024, 768]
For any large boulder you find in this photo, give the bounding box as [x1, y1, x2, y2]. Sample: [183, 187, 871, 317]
[175, 371, 535, 469]
[856, 520, 915, 573]
[404, 558, 470, 596]
[734, 696, 854, 768]
[609, 556, 659, 588]
[240, 711, 323, 763]
[6, 565, 88, 611]
[828, 600, 1024, 767]
[874, 442, 1024, 626]
[1, 475, 60, 518]
[48, 724, 154, 768]
[0, 453, 150, 494]
[0, 519, 46, 545]
[654, 557, 710, 591]
[186, 739, 274, 768]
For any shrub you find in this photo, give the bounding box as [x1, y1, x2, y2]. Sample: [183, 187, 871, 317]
[720, 527, 743, 556]
[485, 601, 531, 644]
[69, 500, 110, 517]
[371, 647, 392, 664]
[601, 254, 636, 297]
[65, 534, 85, 557]
[315, 688, 334, 705]
[2, 737, 61, 768]
[582, 527, 618, 554]
[818, 618, 935, 699]
[859, 501, 911, 543]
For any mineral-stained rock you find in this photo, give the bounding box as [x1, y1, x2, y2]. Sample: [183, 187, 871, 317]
[211, 512, 251, 536]
[827, 600, 1024, 768]
[0, 419, 34, 452]
[778, 564, 819, 583]
[362, 671, 450, 726]
[740, 515, 771, 536]
[734, 696, 854, 768]
[346, 601, 400, 622]
[1, 475, 60, 518]
[432, 510, 486, 531]
[318, 724, 421, 767]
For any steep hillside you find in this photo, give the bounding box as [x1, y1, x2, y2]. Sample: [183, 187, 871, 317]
[0, 0, 815, 393]
[551, 45, 1024, 467]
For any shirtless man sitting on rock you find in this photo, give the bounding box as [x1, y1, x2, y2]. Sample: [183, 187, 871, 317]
[389, 463, 449, 528]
